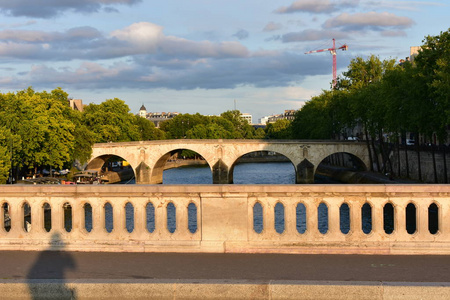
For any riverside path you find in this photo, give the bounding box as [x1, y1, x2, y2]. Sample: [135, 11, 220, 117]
[0, 251, 449, 299]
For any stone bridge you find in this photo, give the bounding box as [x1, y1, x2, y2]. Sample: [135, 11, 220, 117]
[87, 139, 369, 184]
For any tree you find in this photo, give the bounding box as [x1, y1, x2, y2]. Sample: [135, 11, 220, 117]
[414, 28, 450, 142]
[82, 98, 140, 142]
[134, 116, 165, 140]
[291, 92, 334, 139]
[0, 88, 77, 175]
[0, 127, 11, 183]
[265, 119, 292, 139]
[159, 113, 209, 139]
[220, 110, 255, 138]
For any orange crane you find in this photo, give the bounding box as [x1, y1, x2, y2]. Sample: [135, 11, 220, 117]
[305, 38, 348, 89]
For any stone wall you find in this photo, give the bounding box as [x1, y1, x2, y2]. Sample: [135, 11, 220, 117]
[390, 148, 449, 183]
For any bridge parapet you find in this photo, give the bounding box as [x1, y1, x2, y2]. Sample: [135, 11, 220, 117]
[1, 184, 449, 254]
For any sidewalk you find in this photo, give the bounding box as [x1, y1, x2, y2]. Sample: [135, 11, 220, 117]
[1, 251, 450, 299]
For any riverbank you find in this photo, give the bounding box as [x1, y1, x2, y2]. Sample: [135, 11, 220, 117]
[316, 164, 419, 184]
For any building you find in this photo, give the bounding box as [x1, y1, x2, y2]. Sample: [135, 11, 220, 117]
[137, 105, 180, 127]
[240, 113, 252, 125]
[410, 46, 421, 61]
[139, 105, 147, 118]
[263, 110, 298, 124]
[69, 99, 85, 112]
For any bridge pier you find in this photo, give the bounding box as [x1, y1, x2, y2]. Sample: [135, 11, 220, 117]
[135, 162, 152, 184]
[296, 159, 315, 184]
[212, 159, 231, 184]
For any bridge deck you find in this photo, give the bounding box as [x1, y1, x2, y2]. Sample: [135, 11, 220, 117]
[1, 251, 450, 299]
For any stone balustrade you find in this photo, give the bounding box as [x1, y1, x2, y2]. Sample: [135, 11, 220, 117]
[0, 184, 449, 254]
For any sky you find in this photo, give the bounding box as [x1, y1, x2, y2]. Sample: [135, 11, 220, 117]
[0, 1, 448, 122]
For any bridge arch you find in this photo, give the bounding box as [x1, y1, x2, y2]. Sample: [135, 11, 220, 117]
[85, 154, 136, 184]
[150, 148, 212, 184]
[229, 151, 296, 184]
[316, 151, 368, 172]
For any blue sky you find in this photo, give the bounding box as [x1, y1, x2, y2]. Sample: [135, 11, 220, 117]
[0, 0, 448, 122]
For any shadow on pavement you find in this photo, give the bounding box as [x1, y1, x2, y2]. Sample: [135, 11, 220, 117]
[27, 232, 77, 299]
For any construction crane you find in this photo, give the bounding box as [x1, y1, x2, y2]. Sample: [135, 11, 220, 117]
[305, 38, 348, 89]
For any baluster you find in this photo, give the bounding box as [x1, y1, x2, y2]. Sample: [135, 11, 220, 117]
[176, 201, 188, 239]
[327, 201, 340, 239]
[284, 201, 296, 237]
[0, 202, 5, 236]
[264, 201, 275, 238]
[71, 201, 83, 239]
[133, 201, 145, 236]
[349, 201, 362, 239]
[51, 199, 64, 233]
[112, 201, 124, 236]
[9, 201, 22, 236]
[371, 200, 383, 238]
[305, 200, 317, 239]
[395, 201, 406, 239]
[155, 199, 167, 237]
[417, 200, 430, 240]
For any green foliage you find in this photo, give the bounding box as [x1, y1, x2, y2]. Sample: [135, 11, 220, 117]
[0, 87, 76, 172]
[134, 116, 165, 140]
[265, 119, 292, 139]
[159, 113, 209, 139]
[0, 128, 11, 183]
[414, 28, 450, 142]
[82, 98, 140, 143]
[160, 110, 261, 139]
[291, 91, 334, 139]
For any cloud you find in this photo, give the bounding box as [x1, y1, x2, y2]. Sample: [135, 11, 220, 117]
[363, 1, 446, 12]
[0, 0, 141, 18]
[275, 0, 359, 14]
[5, 50, 335, 92]
[232, 29, 249, 40]
[0, 22, 249, 61]
[324, 11, 415, 30]
[263, 22, 283, 32]
[0, 21, 345, 93]
[280, 29, 349, 42]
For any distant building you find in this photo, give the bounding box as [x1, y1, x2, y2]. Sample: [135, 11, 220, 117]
[69, 99, 85, 112]
[240, 113, 252, 124]
[139, 104, 147, 118]
[265, 110, 297, 124]
[137, 105, 180, 127]
[147, 112, 180, 127]
[259, 116, 270, 125]
[410, 46, 421, 61]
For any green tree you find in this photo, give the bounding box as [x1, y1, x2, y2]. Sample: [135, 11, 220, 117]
[83, 98, 140, 142]
[220, 110, 255, 138]
[265, 119, 292, 139]
[291, 92, 334, 139]
[0, 88, 76, 174]
[0, 127, 11, 183]
[414, 28, 450, 142]
[134, 116, 165, 140]
[159, 113, 209, 139]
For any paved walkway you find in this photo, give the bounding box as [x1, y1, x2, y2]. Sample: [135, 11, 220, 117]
[1, 251, 449, 282]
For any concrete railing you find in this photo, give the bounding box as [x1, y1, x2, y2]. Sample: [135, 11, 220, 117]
[0, 184, 449, 254]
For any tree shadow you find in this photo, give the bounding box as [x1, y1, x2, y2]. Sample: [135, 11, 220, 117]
[27, 232, 77, 299]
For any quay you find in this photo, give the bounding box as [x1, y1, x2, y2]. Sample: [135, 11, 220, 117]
[1, 252, 450, 299]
